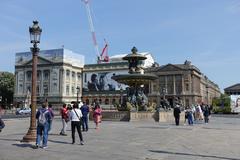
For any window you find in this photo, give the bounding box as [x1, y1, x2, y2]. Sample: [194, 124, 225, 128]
[72, 71, 75, 78]
[175, 75, 182, 94]
[66, 85, 70, 95]
[37, 85, 40, 95]
[44, 71, 49, 80]
[66, 70, 70, 77]
[185, 83, 189, 91]
[27, 86, 31, 92]
[27, 71, 31, 81]
[19, 84, 23, 93]
[72, 86, 75, 95]
[105, 99, 109, 105]
[167, 75, 173, 94]
[77, 73, 81, 81]
[112, 99, 116, 105]
[37, 71, 41, 81]
[159, 76, 165, 93]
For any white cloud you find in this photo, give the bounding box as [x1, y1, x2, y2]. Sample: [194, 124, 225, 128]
[226, 0, 240, 14]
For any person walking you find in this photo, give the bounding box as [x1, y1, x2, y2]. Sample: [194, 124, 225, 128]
[203, 105, 211, 124]
[69, 103, 84, 145]
[173, 104, 181, 126]
[47, 104, 54, 132]
[60, 104, 69, 136]
[35, 103, 51, 149]
[93, 104, 102, 129]
[0, 106, 5, 132]
[80, 101, 90, 132]
[186, 107, 193, 125]
[0, 118, 5, 133]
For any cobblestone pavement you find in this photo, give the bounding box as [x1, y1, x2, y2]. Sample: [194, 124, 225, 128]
[1, 116, 240, 160]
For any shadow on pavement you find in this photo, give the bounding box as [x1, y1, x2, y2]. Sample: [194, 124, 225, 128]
[0, 138, 21, 142]
[149, 150, 240, 160]
[138, 126, 169, 129]
[48, 139, 71, 144]
[12, 143, 34, 148]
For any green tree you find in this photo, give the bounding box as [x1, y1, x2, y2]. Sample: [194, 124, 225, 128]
[0, 72, 15, 108]
[212, 94, 231, 114]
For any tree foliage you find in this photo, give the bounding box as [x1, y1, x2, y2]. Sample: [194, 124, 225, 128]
[212, 94, 231, 114]
[0, 72, 15, 107]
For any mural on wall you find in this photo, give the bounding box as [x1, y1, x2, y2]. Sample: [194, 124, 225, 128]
[15, 48, 84, 67]
[83, 71, 128, 92]
[231, 95, 240, 113]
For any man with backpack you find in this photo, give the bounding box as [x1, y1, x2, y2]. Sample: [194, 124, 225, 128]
[35, 103, 51, 149]
[80, 101, 89, 132]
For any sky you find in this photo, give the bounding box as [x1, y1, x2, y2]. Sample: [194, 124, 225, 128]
[0, 0, 239, 92]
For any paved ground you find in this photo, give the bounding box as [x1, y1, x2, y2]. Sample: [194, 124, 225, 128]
[1, 116, 240, 160]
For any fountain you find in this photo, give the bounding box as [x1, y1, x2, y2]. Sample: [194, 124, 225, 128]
[112, 47, 158, 111]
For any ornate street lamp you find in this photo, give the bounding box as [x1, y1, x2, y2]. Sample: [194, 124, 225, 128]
[76, 86, 80, 107]
[22, 21, 42, 142]
[206, 84, 209, 105]
[120, 88, 123, 106]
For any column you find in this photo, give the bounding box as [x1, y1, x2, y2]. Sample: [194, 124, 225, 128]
[61, 69, 65, 96]
[173, 75, 176, 95]
[191, 75, 194, 94]
[41, 70, 44, 96]
[182, 75, 184, 95]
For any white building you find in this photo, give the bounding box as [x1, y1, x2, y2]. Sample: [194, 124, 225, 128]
[14, 48, 84, 108]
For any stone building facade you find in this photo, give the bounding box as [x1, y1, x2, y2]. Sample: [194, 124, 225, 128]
[14, 48, 221, 109]
[14, 48, 84, 108]
[145, 60, 221, 107]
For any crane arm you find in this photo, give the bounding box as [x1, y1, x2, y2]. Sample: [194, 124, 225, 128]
[82, 0, 100, 58]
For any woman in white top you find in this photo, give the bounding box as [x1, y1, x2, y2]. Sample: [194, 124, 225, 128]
[69, 103, 84, 145]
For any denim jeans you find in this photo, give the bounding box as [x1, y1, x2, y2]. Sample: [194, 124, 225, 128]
[188, 114, 193, 125]
[81, 116, 88, 131]
[60, 119, 67, 134]
[36, 123, 49, 147]
[48, 120, 52, 132]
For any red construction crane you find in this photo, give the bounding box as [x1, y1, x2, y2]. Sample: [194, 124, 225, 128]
[82, 0, 109, 63]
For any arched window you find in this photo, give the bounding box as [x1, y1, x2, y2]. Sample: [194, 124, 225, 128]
[105, 99, 109, 105]
[112, 98, 116, 105]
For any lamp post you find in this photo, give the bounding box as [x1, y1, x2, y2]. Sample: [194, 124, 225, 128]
[120, 88, 123, 107]
[206, 85, 209, 105]
[76, 86, 80, 106]
[22, 21, 42, 142]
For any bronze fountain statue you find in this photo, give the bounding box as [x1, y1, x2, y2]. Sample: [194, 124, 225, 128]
[112, 47, 158, 111]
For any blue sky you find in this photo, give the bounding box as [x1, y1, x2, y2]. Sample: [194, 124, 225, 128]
[0, 0, 239, 91]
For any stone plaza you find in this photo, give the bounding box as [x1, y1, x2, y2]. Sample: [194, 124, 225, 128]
[0, 116, 240, 160]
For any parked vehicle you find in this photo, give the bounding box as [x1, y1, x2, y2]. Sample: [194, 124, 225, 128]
[16, 108, 31, 115]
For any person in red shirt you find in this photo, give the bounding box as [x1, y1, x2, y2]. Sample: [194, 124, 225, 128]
[60, 104, 69, 135]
